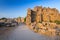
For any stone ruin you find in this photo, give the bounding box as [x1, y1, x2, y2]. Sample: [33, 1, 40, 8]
[26, 6, 60, 36]
[26, 6, 60, 25]
[15, 17, 24, 24]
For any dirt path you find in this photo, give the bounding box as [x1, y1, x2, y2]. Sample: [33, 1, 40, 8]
[0, 23, 60, 40]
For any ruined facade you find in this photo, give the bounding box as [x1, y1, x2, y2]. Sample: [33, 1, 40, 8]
[15, 17, 24, 23]
[20, 17, 24, 23]
[15, 17, 21, 23]
[26, 8, 31, 25]
[26, 6, 60, 25]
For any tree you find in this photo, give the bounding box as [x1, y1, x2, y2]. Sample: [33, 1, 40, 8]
[1, 17, 7, 20]
[1, 17, 7, 22]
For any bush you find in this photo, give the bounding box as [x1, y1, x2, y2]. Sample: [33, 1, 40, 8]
[24, 17, 26, 22]
[54, 20, 60, 24]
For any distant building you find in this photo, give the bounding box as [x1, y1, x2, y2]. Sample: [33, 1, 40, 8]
[15, 17, 21, 23]
[21, 17, 24, 23]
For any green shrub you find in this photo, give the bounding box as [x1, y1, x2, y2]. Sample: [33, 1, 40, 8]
[54, 20, 60, 24]
[24, 17, 26, 22]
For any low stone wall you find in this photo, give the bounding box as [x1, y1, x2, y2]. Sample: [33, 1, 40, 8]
[28, 22, 60, 36]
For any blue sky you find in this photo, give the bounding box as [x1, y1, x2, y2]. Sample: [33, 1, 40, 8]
[0, 0, 60, 18]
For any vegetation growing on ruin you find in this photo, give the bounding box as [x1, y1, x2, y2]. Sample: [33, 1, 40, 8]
[54, 20, 60, 24]
[24, 17, 26, 22]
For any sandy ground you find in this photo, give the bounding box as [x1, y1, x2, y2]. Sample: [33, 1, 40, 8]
[0, 23, 60, 40]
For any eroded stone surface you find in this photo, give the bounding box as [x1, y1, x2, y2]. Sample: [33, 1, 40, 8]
[26, 6, 60, 36]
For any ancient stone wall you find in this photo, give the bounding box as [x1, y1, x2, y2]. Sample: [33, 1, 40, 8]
[26, 8, 31, 25]
[15, 17, 21, 23]
[20, 17, 24, 23]
[26, 6, 60, 25]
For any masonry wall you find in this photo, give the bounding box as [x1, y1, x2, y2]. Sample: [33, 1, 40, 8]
[26, 6, 60, 25]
